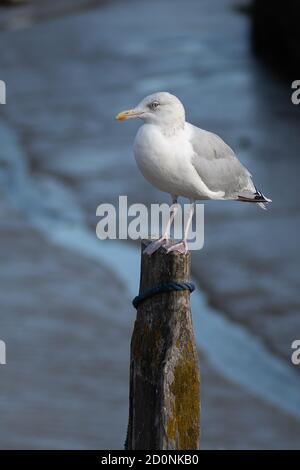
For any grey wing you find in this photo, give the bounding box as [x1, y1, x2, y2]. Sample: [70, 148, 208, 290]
[189, 124, 255, 198]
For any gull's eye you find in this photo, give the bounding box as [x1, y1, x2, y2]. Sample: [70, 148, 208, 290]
[149, 101, 160, 110]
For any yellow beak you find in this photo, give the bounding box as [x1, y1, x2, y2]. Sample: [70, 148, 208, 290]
[115, 109, 143, 121]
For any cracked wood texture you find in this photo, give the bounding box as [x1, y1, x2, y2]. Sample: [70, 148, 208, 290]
[127, 240, 200, 450]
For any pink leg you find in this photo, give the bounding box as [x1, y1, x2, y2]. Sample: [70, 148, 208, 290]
[166, 200, 195, 254]
[143, 197, 178, 256]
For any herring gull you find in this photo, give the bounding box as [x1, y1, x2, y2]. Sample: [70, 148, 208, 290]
[116, 92, 271, 255]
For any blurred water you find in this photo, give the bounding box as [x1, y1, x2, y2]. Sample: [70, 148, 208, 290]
[1, 115, 300, 432]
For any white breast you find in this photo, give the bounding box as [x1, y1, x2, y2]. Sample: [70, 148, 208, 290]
[133, 124, 206, 199]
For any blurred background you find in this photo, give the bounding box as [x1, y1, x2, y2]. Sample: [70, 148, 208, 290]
[0, 0, 299, 449]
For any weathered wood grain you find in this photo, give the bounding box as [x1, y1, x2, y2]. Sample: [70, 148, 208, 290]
[127, 239, 200, 450]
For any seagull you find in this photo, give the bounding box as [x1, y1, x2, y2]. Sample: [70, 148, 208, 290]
[116, 92, 271, 255]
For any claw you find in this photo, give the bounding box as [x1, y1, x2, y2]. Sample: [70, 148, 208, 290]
[143, 238, 168, 256]
[162, 239, 174, 250]
[166, 240, 188, 254]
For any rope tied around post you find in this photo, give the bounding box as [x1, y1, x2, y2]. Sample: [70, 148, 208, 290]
[132, 281, 195, 309]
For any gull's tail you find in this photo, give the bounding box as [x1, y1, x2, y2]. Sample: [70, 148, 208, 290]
[237, 189, 272, 210]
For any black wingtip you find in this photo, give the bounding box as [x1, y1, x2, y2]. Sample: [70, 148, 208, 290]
[238, 190, 272, 204]
[254, 190, 272, 203]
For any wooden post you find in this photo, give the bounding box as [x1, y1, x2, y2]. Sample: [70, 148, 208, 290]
[127, 239, 200, 450]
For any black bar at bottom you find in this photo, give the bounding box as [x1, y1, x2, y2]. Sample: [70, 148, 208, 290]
[0, 450, 297, 465]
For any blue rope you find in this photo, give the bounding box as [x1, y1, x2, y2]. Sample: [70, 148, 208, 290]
[132, 281, 195, 309]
